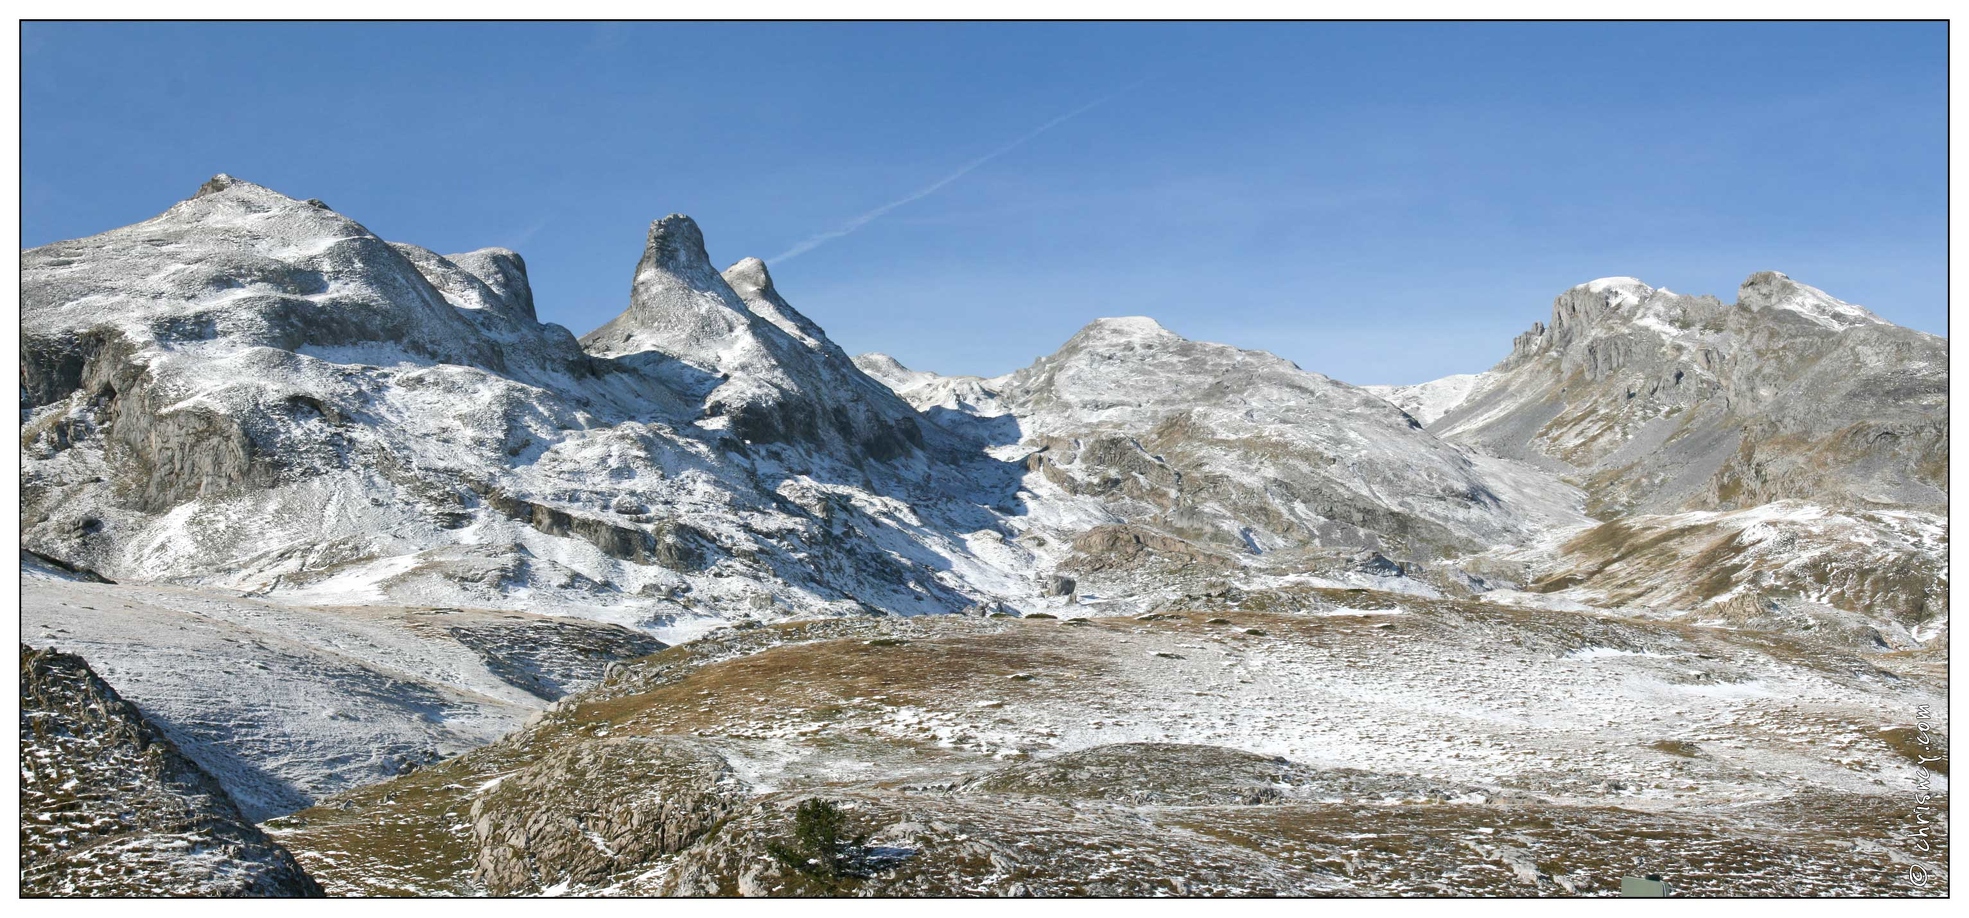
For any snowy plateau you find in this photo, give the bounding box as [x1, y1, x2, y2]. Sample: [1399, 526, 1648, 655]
[19, 176, 1949, 896]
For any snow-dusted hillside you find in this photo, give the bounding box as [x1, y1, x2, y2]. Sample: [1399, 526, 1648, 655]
[1502, 502, 1949, 651]
[272, 600, 1948, 896]
[991, 317, 1590, 573]
[1363, 372, 1492, 425]
[21, 643, 323, 896]
[22, 552, 666, 818]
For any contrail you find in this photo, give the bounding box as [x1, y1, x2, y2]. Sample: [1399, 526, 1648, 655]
[773, 84, 1141, 263]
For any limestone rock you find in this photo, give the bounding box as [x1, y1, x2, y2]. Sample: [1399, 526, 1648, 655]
[20, 644, 323, 897]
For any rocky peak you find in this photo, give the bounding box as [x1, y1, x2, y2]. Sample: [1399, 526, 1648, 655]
[574, 215, 936, 459]
[1545, 277, 1652, 333]
[447, 248, 536, 322]
[722, 257, 831, 352]
[1505, 276, 1735, 369]
[1436, 270, 1945, 516]
[581, 215, 754, 364]
[193, 172, 238, 198]
[1034, 317, 1192, 374]
[638, 214, 717, 280]
[176, 174, 343, 225]
[720, 256, 774, 300]
[1737, 271, 1886, 331]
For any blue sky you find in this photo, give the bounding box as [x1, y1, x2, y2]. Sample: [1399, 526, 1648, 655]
[22, 22, 1946, 385]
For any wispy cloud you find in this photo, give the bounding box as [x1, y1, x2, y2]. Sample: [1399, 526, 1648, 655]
[773, 82, 1143, 263]
[500, 218, 550, 250]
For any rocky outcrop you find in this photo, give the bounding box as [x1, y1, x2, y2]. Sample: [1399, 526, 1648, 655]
[447, 247, 538, 322]
[443, 619, 667, 703]
[722, 256, 831, 351]
[469, 482, 714, 571]
[1062, 524, 1236, 574]
[470, 738, 742, 895]
[20, 644, 323, 897]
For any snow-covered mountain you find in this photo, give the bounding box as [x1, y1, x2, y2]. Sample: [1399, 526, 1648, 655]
[987, 316, 1587, 572]
[23, 180, 1940, 649]
[21, 176, 1029, 638]
[1366, 274, 1950, 644]
[852, 352, 1013, 422]
[19, 174, 1605, 635]
[1430, 273, 1946, 516]
[18, 176, 1949, 895]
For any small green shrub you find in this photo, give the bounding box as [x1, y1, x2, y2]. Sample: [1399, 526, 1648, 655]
[768, 798, 867, 880]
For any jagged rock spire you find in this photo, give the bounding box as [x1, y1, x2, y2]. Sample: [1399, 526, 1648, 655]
[581, 215, 753, 362]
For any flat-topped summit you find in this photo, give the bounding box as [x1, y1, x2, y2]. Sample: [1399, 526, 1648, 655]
[638, 214, 718, 278]
[1067, 315, 1181, 345]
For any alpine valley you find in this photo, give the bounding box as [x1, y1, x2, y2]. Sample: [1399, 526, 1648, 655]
[19, 176, 1948, 896]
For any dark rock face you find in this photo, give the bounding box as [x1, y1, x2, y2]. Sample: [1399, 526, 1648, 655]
[444, 620, 667, 703]
[20, 644, 323, 897]
[470, 482, 715, 571]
